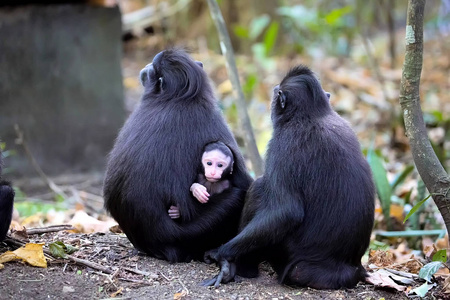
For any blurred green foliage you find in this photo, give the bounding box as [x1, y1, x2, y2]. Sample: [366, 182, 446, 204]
[367, 146, 415, 231]
[277, 4, 355, 55]
[13, 187, 67, 217]
[424, 110, 450, 171]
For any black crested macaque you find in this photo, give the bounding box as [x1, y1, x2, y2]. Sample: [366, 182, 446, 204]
[0, 148, 14, 242]
[203, 65, 375, 289]
[168, 141, 234, 219]
[103, 49, 253, 262]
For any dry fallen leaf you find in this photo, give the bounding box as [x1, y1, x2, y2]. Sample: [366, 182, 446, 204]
[69, 210, 117, 233]
[390, 204, 404, 222]
[436, 235, 449, 250]
[0, 243, 47, 268]
[10, 226, 29, 241]
[423, 244, 437, 260]
[403, 257, 423, 274]
[366, 270, 407, 291]
[369, 249, 395, 267]
[21, 214, 44, 228]
[174, 290, 188, 300]
[441, 276, 450, 294]
[9, 220, 23, 231]
[109, 224, 124, 234]
[436, 268, 450, 276]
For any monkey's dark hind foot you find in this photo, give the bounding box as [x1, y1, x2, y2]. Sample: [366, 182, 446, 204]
[200, 259, 236, 287]
[200, 276, 220, 287]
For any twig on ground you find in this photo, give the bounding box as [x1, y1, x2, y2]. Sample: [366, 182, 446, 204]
[124, 267, 152, 277]
[26, 225, 75, 235]
[159, 271, 173, 281]
[4, 236, 115, 274]
[118, 278, 153, 284]
[58, 252, 115, 274]
[178, 278, 189, 295]
[94, 270, 119, 290]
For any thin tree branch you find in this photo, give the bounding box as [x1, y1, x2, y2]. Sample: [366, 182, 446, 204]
[25, 225, 75, 235]
[206, 0, 264, 176]
[14, 124, 68, 199]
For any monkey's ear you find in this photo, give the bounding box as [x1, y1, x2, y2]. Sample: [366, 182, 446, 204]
[278, 90, 286, 109]
[158, 77, 164, 91]
[325, 92, 331, 100]
[195, 61, 204, 69]
[139, 69, 148, 86]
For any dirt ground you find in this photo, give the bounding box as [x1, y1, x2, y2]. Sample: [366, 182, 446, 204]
[0, 231, 412, 300]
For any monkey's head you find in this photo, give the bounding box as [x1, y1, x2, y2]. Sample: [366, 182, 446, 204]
[201, 142, 234, 182]
[139, 49, 209, 102]
[271, 65, 331, 125]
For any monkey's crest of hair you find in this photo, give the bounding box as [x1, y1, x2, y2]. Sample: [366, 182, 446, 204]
[276, 65, 331, 120]
[145, 48, 213, 103]
[203, 141, 233, 160]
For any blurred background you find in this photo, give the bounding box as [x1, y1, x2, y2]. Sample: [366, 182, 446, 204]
[0, 0, 449, 252]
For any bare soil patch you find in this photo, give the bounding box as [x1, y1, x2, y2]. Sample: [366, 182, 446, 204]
[0, 231, 408, 300]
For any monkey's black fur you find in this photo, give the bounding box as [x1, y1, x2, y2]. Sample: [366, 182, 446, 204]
[0, 149, 14, 242]
[103, 49, 253, 262]
[204, 65, 375, 289]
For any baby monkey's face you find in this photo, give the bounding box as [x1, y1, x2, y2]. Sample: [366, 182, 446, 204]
[202, 149, 232, 183]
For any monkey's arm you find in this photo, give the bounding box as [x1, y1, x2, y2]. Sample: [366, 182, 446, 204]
[222, 202, 303, 261]
[201, 203, 304, 287]
[227, 177, 305, 258]
[202, 179, 305, 286]
[179, 187, 245, 241]
[190, 183, 210, 203]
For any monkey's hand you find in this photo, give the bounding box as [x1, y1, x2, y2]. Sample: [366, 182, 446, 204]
[168, 205, 180, 219]
[190, 183, 210, 203]
[200, 258, 236, 288]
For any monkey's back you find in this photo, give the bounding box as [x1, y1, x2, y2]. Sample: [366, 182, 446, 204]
[103, 95, 251, 259]
[263, 111, 374, 287]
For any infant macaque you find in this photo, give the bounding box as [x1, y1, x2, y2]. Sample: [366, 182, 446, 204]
[168, 141, 234, 219]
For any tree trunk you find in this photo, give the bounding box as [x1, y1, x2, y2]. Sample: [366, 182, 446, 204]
[206, 0, 264, 176]
[399, 0, 450, 243]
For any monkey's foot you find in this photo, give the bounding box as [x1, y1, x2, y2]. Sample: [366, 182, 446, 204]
[200, 259, 236, 287]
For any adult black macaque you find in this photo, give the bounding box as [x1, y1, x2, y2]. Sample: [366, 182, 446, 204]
[103, 49, 253, 262]
[203, 65, 375, 289]
[0, 149, 14, 242]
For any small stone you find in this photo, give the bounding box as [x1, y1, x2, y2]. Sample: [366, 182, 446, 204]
[62, 286, 75, 293]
